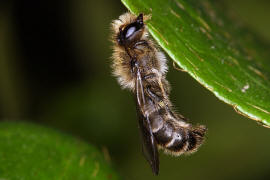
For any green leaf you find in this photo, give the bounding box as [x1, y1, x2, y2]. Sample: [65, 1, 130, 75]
[121, 0, 270, 127]
[0, 121, 120, 180]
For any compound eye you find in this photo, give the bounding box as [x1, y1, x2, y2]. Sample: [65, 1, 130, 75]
[125, 26, 136, 38]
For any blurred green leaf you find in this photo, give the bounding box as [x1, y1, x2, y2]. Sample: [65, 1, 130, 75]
[0, 122, 120, 180]
[121, 0, 270, 127]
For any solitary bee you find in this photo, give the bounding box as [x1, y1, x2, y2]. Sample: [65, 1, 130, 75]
[111, 12, 206, 175]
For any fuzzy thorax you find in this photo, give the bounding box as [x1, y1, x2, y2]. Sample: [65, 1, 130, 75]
[111, 12, 168, 90]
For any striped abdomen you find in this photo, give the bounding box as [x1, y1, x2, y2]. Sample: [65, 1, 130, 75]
[148, 106, 206, 155]
[142, 73, 206, 155]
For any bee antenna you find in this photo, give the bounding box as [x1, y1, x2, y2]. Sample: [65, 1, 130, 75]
[136, 13, 144, 24]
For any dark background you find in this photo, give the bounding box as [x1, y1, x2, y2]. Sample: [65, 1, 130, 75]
[0, 0, 270, 179]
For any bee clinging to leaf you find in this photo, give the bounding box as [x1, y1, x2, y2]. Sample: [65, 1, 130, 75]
[111, 12, 206, 175]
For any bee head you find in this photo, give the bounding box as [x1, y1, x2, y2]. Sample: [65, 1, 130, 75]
[117, 13, 144, 46]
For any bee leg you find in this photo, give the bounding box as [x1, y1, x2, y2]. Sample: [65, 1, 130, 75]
[130, 58, 137, 74]
[133, 40, 149, 48]
[146, 87, 162, 103]
[134, 40, 152, 51]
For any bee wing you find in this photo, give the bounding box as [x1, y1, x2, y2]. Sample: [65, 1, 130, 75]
[135, 69, 159, 175]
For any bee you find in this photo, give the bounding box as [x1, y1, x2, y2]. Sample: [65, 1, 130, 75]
[111, 12, 207, 175]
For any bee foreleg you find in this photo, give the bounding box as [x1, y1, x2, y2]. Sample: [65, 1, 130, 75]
[133, 40, 149, 49]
